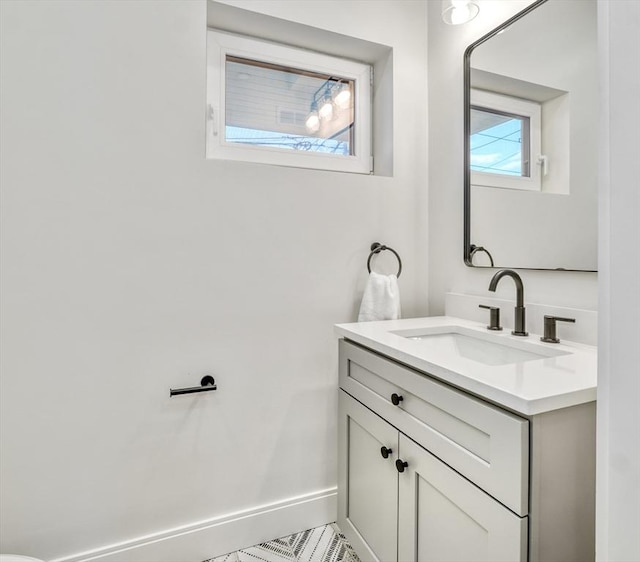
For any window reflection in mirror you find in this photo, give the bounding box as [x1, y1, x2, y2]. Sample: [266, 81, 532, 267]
[470, 107, 529, 178]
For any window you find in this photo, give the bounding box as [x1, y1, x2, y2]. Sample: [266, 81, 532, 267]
[470, 89, 542, 191]
[206, 30, 372, 174]
[471, 108, 530, 176]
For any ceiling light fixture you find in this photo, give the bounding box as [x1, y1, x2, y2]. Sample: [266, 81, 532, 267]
[442, 0, 480, 25]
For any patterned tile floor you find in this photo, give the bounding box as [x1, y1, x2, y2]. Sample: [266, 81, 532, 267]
[204, 523, 361, 562]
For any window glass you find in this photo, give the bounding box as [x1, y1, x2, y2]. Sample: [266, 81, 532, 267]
[470, 107, 530, 177]
[225, 57, 354, 156]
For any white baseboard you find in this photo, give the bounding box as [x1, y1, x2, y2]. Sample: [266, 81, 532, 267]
[51, 488, 337, 562]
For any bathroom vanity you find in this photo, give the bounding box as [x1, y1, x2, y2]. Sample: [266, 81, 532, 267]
[335, 317, 596, 562]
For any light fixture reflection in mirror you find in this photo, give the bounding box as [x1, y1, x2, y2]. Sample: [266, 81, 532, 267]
[442, 0, 480, 25]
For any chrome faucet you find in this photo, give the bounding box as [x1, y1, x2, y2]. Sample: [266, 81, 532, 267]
[488, 269, 528, 336]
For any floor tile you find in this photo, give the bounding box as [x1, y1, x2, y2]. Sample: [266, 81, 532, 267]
[237, 537, 297, 561]
[206, 552, 239, 562]
[288, 523, 359, 562]
[203, 522, 360, 562]
[328, 523, 361, 562]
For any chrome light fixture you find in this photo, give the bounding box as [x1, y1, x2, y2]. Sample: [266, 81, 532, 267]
[442, 0, 480, 25]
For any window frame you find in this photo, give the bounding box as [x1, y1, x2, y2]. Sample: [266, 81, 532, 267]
[206, 29, 372, 174]
[470, 89, 542, 192]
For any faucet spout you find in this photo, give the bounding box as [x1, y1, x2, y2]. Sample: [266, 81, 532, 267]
[488, 269, 524, 307]
[488, 269, 528, 336]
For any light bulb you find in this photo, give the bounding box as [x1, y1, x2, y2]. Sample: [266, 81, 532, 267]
[319, 100, 334, 121]
[441, 0, 479, 25]
[305, 111, 320, 133]
[333, 85, 352, 109]
[451, 4, 471, 24]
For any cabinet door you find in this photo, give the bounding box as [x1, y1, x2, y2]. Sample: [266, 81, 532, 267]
[397, 434, 527, 562]
[338, 391, 398, 562]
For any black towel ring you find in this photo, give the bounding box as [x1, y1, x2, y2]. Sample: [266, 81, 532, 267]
[367, 242, 402, 278]
[469, 244, 495, 267]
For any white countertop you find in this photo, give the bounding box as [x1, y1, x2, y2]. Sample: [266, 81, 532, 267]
[335, 316, 597, 416]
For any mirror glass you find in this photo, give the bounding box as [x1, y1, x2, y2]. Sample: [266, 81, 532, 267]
[464, 0, 598, 271]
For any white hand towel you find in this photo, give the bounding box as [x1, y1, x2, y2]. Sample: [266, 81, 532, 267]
[358, 272, 401, 322]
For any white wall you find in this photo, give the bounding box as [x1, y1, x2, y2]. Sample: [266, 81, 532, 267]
[427, 0, 598, 314]
[0, 1, 428, 559]
[597, 1, 640, 560]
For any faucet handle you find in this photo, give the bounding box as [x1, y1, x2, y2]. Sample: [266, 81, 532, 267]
[541, 315, 576, 343]
[479, 304, 503, 331]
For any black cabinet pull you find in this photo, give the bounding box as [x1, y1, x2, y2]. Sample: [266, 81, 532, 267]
[391, 393, 404, 406]
[380, 446, 393, 459]
[396, 459, 408, 473]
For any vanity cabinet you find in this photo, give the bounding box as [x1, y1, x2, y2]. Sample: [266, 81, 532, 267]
[339, 392, 526, 562]
[337, 339, 596, 562]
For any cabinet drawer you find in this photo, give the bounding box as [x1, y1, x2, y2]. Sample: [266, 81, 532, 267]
[339, 339, 529, 516]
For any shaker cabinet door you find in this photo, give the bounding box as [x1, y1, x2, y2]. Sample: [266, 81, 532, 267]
[397, 434, 527, 562]
[338, 391, 398, 562]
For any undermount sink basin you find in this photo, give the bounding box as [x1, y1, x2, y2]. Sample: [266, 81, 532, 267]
[391, 326, 570, 367]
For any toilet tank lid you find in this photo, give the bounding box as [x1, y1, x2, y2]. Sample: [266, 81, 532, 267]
[0, 554, 43, 562]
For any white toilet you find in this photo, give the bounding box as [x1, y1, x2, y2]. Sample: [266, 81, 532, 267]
[0, 554, 44, 562]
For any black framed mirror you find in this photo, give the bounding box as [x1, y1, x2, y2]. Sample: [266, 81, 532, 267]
[463, 0, 597, 271]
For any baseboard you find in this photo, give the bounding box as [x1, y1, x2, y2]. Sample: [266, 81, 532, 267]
[51, 487, 337, 562]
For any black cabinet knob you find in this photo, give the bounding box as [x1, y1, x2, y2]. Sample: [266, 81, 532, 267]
[391, 393, 404, 406]
[396, 459, 408, 473]
[380, 446, 393, 459]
